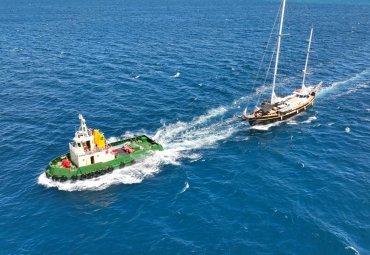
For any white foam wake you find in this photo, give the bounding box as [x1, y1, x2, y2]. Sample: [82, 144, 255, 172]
[318, 68, 370, 97]
[249, 121, 282, 131]
[38, 107, 240, 191]
[172, 71, 181, 78]
[345, 246, 360, 255]
[301, 116, 317, 124]
[250, 115, 317, 131]
[180, 181, 190, 194]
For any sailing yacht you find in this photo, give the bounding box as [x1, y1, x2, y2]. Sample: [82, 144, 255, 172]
[242, 0, 322, 126]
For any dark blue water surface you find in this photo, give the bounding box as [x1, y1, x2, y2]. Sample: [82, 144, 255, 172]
[0, 0, 369, 254]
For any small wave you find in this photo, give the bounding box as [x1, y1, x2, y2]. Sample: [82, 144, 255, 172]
[345, 246, 360, 255]
[301, 116, 317, 124]
[287, 120, 298, 125]
[250, 121, 282, 131]
[180, 181, 189, 194]
[105, 132, 137, 144]
[105, 136, 120, 143]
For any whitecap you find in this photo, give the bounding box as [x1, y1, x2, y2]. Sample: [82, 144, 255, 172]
[173, 71, 180, 78]
[180, 181, 189, 194]
[287, 120, 298, 125]
[105, 136, 120, 143]
[345, 246, 360, 255]
[301, 116, 317, 124]
[250, 122, 278, 131]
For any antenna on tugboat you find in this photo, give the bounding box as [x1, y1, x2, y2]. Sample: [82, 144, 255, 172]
[78, 113, 88, 137]
[302, 26, 314, 90]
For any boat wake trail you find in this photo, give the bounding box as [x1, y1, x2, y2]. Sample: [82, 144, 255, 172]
[319, 68, 370, 98]
[153, 107, 239, 161]
[38, 107, 242, 191]
[249, 113, 318, 131]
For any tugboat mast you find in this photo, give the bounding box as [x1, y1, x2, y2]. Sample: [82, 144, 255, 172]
[78, 114, 89, 137]
[271, 0, 286, 104]
[302, 27, 314, 90]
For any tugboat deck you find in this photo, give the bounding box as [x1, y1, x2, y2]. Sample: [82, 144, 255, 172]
[46, 134, 163, 181]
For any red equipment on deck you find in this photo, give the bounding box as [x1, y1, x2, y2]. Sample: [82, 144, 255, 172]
[61, 159, 71, 168]
[123, 146, 135, 154]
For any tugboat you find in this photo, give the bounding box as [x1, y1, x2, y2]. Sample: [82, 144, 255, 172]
[242, 0, 322, 126]
[45, 114, 163, 182]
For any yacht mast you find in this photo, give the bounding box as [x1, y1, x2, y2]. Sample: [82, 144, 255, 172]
[302, 27, 313, 90]
[271, 0, 286, 103]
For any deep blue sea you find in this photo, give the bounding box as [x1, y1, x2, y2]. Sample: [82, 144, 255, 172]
[0, 0, 369, 254]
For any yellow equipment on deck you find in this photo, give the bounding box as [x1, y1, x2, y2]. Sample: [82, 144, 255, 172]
[93, 129, 106, 149]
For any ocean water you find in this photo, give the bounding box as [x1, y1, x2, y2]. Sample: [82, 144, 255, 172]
[0, 0, 369, 254]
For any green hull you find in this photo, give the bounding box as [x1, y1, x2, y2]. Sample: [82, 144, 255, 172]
[45, 135, 163, 182]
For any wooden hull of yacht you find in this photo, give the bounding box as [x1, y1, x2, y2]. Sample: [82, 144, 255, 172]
[243, 94, 316, 126]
